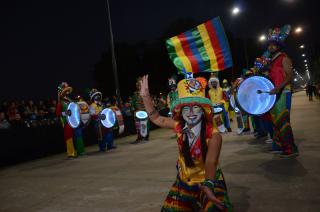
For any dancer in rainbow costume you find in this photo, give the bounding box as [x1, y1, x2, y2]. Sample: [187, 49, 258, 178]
[139, 75, 232, 211]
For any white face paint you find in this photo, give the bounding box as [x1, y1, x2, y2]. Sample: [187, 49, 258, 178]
[182, 105, 203, 126]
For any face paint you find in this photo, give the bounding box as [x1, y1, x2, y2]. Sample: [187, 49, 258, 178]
[182, 105, 203, 126]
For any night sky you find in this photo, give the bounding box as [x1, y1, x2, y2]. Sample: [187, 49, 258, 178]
[1, 0, 319, 100]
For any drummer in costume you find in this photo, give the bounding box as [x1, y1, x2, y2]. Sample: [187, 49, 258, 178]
[267, 25, 299, 157]
[140, 75, 232, 211]
[222, 79, 234, 122]
[56, 82, 76, 158]
[89, 89, 116, 151]
[208, 74, 232, 132]
[73, 96, 86, 156]
[131, 77, 150, 143]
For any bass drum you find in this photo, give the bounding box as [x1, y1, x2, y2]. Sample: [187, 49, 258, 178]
[236, 76, 276, 115]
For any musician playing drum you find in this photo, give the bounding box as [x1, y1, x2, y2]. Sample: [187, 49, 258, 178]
[89, 89, 116, 152]
[266, 25, 299, 158]
[56, 82, 76, 159]
[207, 74, 232, 132]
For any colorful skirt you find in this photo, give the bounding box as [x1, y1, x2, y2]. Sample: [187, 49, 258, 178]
[161, 168, 232, 212]
[270, 91, 298, 154]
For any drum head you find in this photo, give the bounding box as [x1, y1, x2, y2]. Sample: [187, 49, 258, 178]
[135, 111, 148, 119]
[100, 108, 116, 128]
[236, 76, 276, 115]
[213, 107, 223, 114]
[67, 102, 81, 128]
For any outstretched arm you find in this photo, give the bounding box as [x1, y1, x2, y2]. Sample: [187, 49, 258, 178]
[200, 132, 224, 209]
[140, 75, 175, 129]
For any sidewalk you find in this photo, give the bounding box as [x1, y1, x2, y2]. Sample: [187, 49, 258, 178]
[0, 91, 319, 212]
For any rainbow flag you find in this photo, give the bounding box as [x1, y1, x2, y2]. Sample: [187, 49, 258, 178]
[166, 17, 233, 74]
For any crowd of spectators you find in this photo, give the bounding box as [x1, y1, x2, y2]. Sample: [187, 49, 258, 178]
[0, 94, 169, 130]
[0, 99, 58, 129]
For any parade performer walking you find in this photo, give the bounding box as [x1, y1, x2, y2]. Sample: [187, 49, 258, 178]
[208, 74, 232, 132]
[131, 77, 150, 143]
[56, 82, 76, 159]
[89, 89, 115, 151]
[222, 79, 234, 122]
[267, 25, 299, 158]
[73, 96, 87, 156]
[140, 75, 232, 211]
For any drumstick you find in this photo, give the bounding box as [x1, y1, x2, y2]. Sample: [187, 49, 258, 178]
[257, 90, 269, 94]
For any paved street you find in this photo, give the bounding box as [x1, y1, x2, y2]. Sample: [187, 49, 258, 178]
[0, 91, 319, 212]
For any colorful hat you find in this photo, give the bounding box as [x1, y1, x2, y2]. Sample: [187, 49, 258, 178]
[89, 88, 102, 101]
[170, 77, 213, 121]
[267, 25, 291, 46]
[58, 82, 72, 97]
[222, 79, 228, 84]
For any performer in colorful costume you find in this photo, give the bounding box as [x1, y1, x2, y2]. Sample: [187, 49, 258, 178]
[56, 82, 76, 158]
[139, 75, 232, 211]
[222, 79, 234, 122]
[267, 25, 299, 157]
[208, 74, 232, 132]
[89, 89, 115, 151]
[73, 96, 86, 156]
[131, 77, 150, 143]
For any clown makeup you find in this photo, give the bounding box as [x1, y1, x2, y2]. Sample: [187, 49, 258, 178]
[182, 105, 204, 126]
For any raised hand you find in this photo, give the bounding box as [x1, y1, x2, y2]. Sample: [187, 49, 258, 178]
[140, 75, 150, 97]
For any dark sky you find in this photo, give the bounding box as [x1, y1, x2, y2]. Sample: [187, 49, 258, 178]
[1, 0, 319, 100]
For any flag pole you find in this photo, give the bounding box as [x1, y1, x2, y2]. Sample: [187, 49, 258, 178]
[105, 0, 121, 104]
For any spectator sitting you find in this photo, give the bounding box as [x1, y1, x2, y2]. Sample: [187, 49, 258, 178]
[0, 112, 11, 129]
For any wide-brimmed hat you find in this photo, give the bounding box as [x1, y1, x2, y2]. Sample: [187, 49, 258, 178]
[58, 82, 72, 97]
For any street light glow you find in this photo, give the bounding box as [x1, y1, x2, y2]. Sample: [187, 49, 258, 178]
[300, 45, 305, 49]
[304, 60, 307, 63]
[232, 7, 240, 15]
[295, 27, 303, 34]
[259, 35, 266, 42]
[302, 54, 306, 57]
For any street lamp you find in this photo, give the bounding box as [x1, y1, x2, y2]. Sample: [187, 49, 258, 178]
[304, 60, 307, 63]
[302, 54, 306, 57]
[295, 27, 303, 34]
[259, 35, 266, 42]
[232, 7, 240, 15]
[300, 45, 305, 49]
